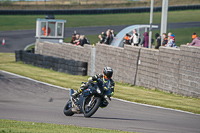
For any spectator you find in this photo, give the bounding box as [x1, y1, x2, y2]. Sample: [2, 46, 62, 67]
[42, 25, 51, 36]
[168, 32, 176, 43]
[74, 34, 80, 45]
[171, 33, 175, 43]
[77, 35, 88, 46]
[140, 32, 149, 48]
[187, 33, 200, 47]
[166, 36, 177, 48]
[131, 29, 140, 46]
[162, 33, 168, 46]
[155, 33, 161, 49]
[70, 33, 76, 44]
[104, 30, 113, 45]
[98, 34, 105, 44]
[123, 33, 131, 45]
[111, 30, 116, 38]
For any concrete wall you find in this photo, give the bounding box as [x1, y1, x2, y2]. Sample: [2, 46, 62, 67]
[35, 42, 200, 98]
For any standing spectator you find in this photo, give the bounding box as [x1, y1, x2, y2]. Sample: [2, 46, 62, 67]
[98, 34, 105, 44]
[168, 32, 172, 42]
[162, 33, 168, 46]
[187, 33, 200, 47]
[77, 35, 88, 46]
[155, 33, 161, 49]
[74, 34, 80, 45]
[140, 32, 149, 48]
[104, 30, 113, 45]
[70, 33, 76, 44]
[111, 30, 116, 38]
[131, 29, 140, 46]
[166, 36, 177, 48]
[171, 34, 175, 43]
[42, 25, 51, 36]
[123, 33, 131, 45]
[168, 32, 176, 43]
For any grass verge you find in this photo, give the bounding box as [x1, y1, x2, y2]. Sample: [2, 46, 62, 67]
[0, 119, 130, 133]
[0, 53, 200, 114]
[0, 10, 200, 31]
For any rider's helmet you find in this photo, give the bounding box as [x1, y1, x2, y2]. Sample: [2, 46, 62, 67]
[103, 67, 113, 80]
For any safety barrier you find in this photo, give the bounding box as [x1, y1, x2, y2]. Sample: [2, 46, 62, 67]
[1, 5, 200, 15]
[15, 50, 87, 76]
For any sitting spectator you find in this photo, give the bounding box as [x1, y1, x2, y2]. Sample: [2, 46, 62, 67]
[70, 33, 76, 44]
[98, 34, 105, 44]
[140, 32, 149, 48]
[166, 36, 177, 48]
[162, 33, 168, 46]
[155, 33, 161, 49]
[123, 33, 131, 45]
[187, 33, 200, 47]
[131, 29, 140, 46]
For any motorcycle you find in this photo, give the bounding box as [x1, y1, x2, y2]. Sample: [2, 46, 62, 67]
[63, 80, 112, 117]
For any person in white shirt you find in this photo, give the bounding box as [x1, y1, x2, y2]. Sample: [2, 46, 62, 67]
[131, 29, 140, 46]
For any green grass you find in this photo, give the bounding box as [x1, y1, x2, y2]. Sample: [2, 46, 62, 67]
[0, 119, 130, 133]
[0, 53, 200, 114]
[0, 10, 200, 31]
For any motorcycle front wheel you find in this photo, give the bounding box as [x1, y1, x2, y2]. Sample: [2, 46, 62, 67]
[83, 96, 101, 118]
[63, 100, 74, 116]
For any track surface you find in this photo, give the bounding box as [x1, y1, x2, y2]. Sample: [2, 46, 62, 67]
[0, 70, 200, 133]
[0, 21, 200, 53]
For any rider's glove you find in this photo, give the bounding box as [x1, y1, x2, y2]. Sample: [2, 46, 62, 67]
[111, 92, 114, 96]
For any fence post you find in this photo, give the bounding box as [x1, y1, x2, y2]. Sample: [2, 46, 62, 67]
[90, 47, 96, 76]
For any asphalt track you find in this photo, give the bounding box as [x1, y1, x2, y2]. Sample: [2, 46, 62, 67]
[0, 21, 200, 53]
[0, 70, 200, 133]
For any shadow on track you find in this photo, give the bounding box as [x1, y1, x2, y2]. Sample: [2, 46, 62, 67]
[74, 116, 154, 122]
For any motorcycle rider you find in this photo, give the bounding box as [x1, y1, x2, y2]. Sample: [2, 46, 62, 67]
[72, 67, 115, 98]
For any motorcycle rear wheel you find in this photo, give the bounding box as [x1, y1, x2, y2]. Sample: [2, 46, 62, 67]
[63, 101, 74, 116]
[83, 96, 101, 118]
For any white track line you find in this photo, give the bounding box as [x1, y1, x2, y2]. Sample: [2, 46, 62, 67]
[1, 69, 199, 116]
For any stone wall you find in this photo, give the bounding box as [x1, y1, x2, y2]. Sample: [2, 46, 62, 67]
[179, 45, 200, 97]
[95, 44, 140, 84]
[158, 47, 180, 94]
[136, 48, 159, 89]
[35, 41, 93, 75]
[35, 42, 200, 98]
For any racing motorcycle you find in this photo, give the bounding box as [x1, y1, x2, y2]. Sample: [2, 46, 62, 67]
[63, 80, 112, 117]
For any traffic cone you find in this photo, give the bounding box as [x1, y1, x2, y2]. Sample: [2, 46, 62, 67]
[2, 38, 5, 45]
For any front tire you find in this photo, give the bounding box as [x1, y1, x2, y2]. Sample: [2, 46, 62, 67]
[83, 96, 101, 118]
[63, 101, 74, 116]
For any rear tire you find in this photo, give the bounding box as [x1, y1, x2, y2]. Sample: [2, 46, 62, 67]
[83, 96, 101, 118]
[63, 101, 74, 116]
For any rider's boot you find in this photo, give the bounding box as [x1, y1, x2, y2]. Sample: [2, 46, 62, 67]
[71, 82, 89, 98]
[71, 89, 82, 98]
